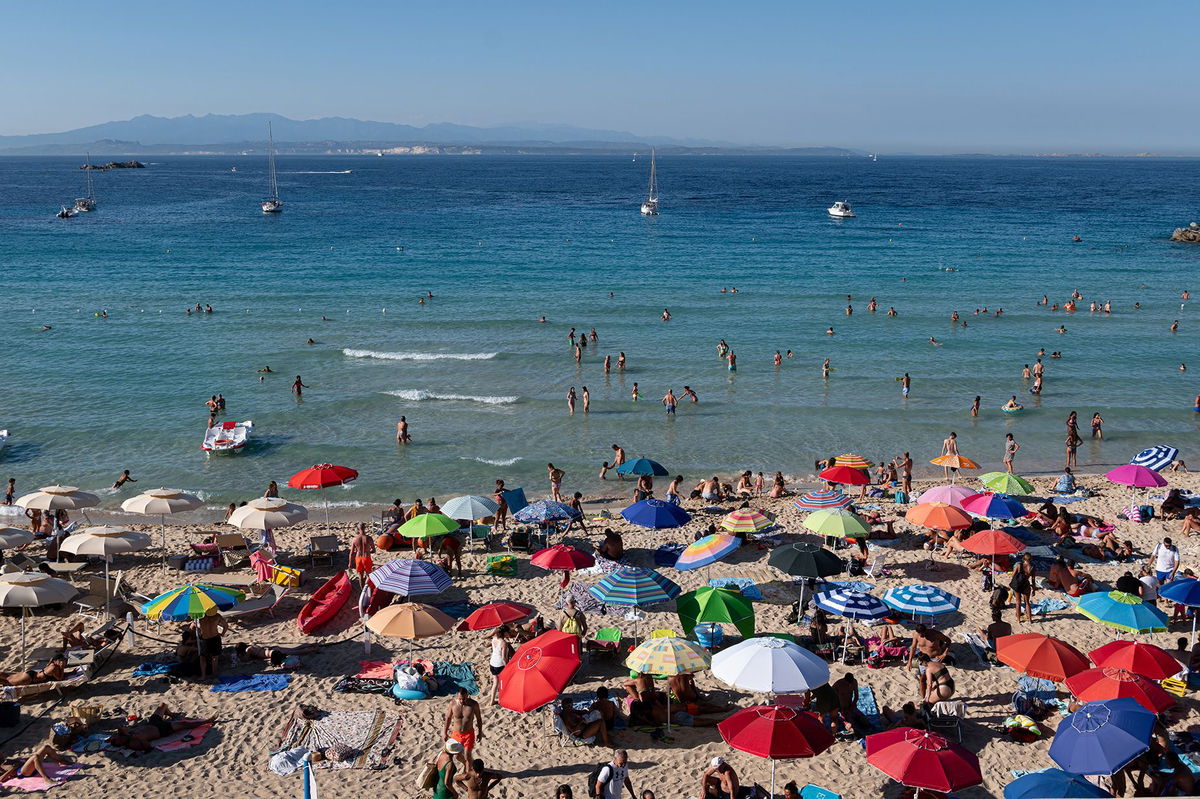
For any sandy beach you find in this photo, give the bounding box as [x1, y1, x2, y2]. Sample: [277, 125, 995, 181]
[1, 469, 1198, 798]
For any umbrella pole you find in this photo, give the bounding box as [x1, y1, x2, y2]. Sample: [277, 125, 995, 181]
[1191, 613, 1197, 649]
[666, 687, 671, 733]
[104, 558, 111, 617]
[20, 608, 27, 664]
[324, 487, 331, 529]
[160, 514, 167, 570]
[770, 758, 776, 799]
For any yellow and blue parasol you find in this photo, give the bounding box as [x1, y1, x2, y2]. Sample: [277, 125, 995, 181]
[140, 583, 246, 621]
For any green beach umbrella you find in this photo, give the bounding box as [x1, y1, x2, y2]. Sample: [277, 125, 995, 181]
[980, 472, 1035, 495]
[678, 586, 755, 640]
[397, 512, 460, 541]
[802, 508, 871, 538]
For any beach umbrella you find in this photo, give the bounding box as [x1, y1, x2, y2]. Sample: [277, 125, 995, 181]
[818, 465, 870, 486]
[60, 526, 152, 613]
[121, 487, 204, 568]
[674, 534, 741, 572]
[396, 512, 460, 544]
[497, 630, 581, 713]
[514, 500, 581, 525]
[711, 637, 829, 695]
[367, 558, 452, 597]
[718, 705, 835, 798]
[1048, 698, 1154, 775]
[1089, 640, 1182, 681]
[980, 472, 1035, 496]
[0, 572, 78, 661]
[929, 454, 980, 483]
[366, 602, 455, 643]
[15, 484, 101, 512]
[834, 453, 873, 470]
[721, 508, 774, 535]
[768, 542, 844, 611]
[1130, 445, 1179, 472]
[620, 499, 690, 529]
[531, 544, 594, 587]
[141, 583, 245, 621]
[287, 463, 359, 526]
[1160, 577, 1200, 645]
[440, 495, 499, 521]
[1077, 591, 1168, 634]
[588, 566, 680, 607]
[1104, 464, 1167, 488]
[916, 484, 975, 508]
[995, 633, 1089, 681]
[228, 497, 307, 550]
[1003, 768, 1112, 799]
[0, 527, 33, 551]
[1065, 667, 1176, 714]
[802, 508, 870, 539]
[883, 584, 960, 620]
[960, 492, 1028, 520]
[677, 586, 755, 639]
[457, 601, 533, 632]
[626, 636, 711, 732]
[793, 490, 852, 511]
[905, 502, 972, 531]
[866, 728, 982, 795]
[814, 588, 890, 661]
[615, 457, 669, 477]
[960, 528, 1025, 556]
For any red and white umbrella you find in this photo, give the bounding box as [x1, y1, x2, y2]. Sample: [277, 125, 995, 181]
[288, 463, 358, 526]
[718, 704, 834, 796]
[497, 630, 580, 713]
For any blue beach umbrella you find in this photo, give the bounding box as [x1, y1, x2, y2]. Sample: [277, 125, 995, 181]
[514, 499, 581, 524]
[882, 584, 961, 619]
[1160, 577, 1200, 645]
[1003, 768, 1113, 799]
[792, 490, 853, 512]
[1049, 698, 1154, 775]
[814, 588, 890, 622]
[620, 499, 691, 529]
[588, 566, 680, 607]
[1130, 445, 1179, 472]
[368, 558, 452, 597]
[1077, 591, 1169, 634]
[615, 458, 670, 477]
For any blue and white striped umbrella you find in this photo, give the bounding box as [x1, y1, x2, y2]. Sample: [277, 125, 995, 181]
[514, 499, 582, 524]
[368, 558, 453, 596]
[1130, 445, 1179, 472]
[882, 584, 961, 618]
[813, 588, 889, 621]
[588, 566, 681, 607]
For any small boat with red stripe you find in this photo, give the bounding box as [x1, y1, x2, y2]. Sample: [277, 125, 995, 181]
[201, 419, 253, 452]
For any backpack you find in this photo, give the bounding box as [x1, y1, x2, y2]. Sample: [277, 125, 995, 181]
[588, 763, 609, 797]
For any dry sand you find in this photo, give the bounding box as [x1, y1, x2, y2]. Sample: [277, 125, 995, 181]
[2, 471, 1198, 798]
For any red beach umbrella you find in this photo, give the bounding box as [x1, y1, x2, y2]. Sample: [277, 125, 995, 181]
[1089, 640, 1182, 681]
[287, 463, 359, 526]
[530, 545, 595, 587]
[457, 601, 534, 632]
[996, 633, 1090, 682]
[866, 728, 982, 794]
[497, 630, 581, 713]
[819, 465, 870, 486]
[718, 705, 834, 797]
[1065, 667, 1177, 714]
[960, 528, 1026, 556]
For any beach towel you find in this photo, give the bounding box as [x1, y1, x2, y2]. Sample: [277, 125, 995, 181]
[1, 763, 81, 792]
[355, 660, 395, 680]
[430, 602, 478, 619]
[820, 580, 876, 593]
[1051, 496, 1090, 505]
[1004, 527, 1044, 544]
[959, 632, 994, 668]
[153, 722, 213, 752]
[279, 709, 399, 770]
[1031, 597, 1072, 616]
[69, 733, 113, 755]
[568, 692, 628, 730]
[855, 686, 882, 731]
[432, 662, 479, 696]
[211, 673, 293, 693]
[132, 661, 178, 677]
[333, 677, 393, 695]
[558, 582, 623, 616]
[708, 577, 764, 600]
[1017, 676, 1058, 700]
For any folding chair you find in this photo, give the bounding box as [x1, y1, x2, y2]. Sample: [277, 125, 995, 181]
[307, 535, 339, 567]
[591, 628, 622, 662]
[74, 575, 121, 619]
[469, 524, 493, 551]
[864, 552, 890, 578]
[925, 699, 966, 742]
[215, 533, 251, 568]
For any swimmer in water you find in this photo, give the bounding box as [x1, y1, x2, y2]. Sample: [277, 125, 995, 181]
[321, 315, 330, 321]
[1171, 320, 1179, 332]
[257, 366, 273, 373]
[537, 316, 547, 323]
[901, 373, 911, 396]
[661, 308, 671, 321]
[822, 358, 831, 378]
[682, 386, 698, 403]
[306, 338, 315, 345]
[774, 351, 782, 367]
[826, 327, 835, 336]
[1056, 326, 1067, 334]
[786, 349, 794, 359]
[39, 325, 52, 331]
[292, 375, 308, 396]
[887, 307, 897, 316]
[929, 337, 942, 345]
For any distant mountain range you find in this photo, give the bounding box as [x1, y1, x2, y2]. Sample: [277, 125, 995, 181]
[0, 113, 864, 156]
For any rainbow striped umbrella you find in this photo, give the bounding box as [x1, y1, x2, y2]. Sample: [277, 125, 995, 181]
[793, 490, 852, 511]
[140, 583, 246, 621]
[803, 508, 871, 538]
[675, 534, 742, 571]
[588, 566, 680, 607]
[835, 453, 874, 470]
[626, 635, 711, 675]
[721, 508, 775, 535]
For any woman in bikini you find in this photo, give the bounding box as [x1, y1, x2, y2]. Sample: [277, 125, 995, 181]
[923, 660, 956, 706]
[1010, 553, 1036, 624]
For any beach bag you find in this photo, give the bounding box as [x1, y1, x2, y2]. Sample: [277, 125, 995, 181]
[268, 747, 309, 776]
[1139, 505, 1155, 520]
[69, 702, 103, 726]
[418, 760, 439, 790]
[894, 490, 908, 504]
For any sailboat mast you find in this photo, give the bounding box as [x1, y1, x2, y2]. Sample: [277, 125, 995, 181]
[267, 122, 279, 201]
[647, 149, 657, 200]
[85, 153, 94, 200]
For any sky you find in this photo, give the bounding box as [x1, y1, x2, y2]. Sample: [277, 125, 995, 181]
[3, 1, 1195, 153]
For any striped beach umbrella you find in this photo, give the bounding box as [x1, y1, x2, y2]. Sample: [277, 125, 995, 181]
[883, 584, 960, 619]
[834, 453, 873, 470]
[588, 566, 680, 607]
[917, 484, 975, 508]
[1130, 445, 1179, 472]
[793, 490, 852, 511]
[814, 588, 890, 622]
[721, 508, 774, 535]
[441, 494, 499, 521]
[626, 636, 711, 675]
[1078, 591, 1169, 634]
[514, 500, 582, 524]
[802, 508, 870, 538]
[959, 492, 1028, 520]
[979, 472, 1034, 496]
[141, 583, 246, 621]
[675, 534, 741, 571]
[368, 558, 452, 596]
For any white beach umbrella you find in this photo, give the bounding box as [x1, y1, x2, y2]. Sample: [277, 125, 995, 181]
[0, 527, 33, 551]
[228, 497, 307, 550]
[61, 526, 152, 613]
[0, 572, 78, 661]
[711, 637, 830, 696]
[15, 485, 101, 512]
[121, 488, 203, 568]
[440, 495, 499, 521]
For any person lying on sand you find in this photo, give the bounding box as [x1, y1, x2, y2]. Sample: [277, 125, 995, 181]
[0, 656, 66, 686]
[0, 745, 75, 783]
[233, 642, 320, 666]
[61, 622, 116, 650]
[882, 701, 925, 730]
[110, 704, 215, 752]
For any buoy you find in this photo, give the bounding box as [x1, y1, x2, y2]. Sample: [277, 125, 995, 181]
[376, 534, 395, 551]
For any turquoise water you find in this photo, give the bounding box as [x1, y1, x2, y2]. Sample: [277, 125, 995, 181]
[2, 155, 1198, 509]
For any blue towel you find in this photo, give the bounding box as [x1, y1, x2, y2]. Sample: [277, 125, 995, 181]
[1051, 496, 1090, 505]
[430, 602, 478, 619]
[822, 580, 876, 593]
[708, 577, 764, 600]
[133, 661, 178, 677]
[432, 662, 479, 696]
[211, 673, 293, 692]
[1003, 526, 1044, 544]
[855, 685, 882, 731]
[569, 692, 628, 729]
[1017, 676, 1058, 700]
[1031, 597, 1071, 616]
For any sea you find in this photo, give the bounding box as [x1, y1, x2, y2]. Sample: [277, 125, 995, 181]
[1, 154, 1198, 514]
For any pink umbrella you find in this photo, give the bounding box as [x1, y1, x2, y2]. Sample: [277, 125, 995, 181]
[1105, 465, 1167, 488]
[916, 485, 974, 508]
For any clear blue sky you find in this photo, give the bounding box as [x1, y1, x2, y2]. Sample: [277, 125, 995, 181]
[4, 1, 1193, 153]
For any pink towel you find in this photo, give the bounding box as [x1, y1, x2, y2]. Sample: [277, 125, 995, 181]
[355, 660, 394, 680]
[1, 763, 80, 792]
[153, 722, 213, 752]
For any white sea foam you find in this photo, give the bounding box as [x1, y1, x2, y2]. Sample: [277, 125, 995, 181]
[385, 390, 518, 405]
[461, 456, 523, 467]
[344, 349, 498, 362]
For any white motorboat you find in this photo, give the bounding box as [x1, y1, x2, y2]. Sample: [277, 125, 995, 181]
[56, 206, 76, 219]
[202, 420, 253, 452]
[640, 149, 659, 216]
[261, 122, 283, 214]
[828, 201, 856, 218]
[73, 154, 97, 212]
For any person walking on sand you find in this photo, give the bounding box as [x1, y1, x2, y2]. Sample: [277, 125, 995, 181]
[194, 609, 228, 680]
[547, 463, 565, 502]
[662, 388, 677, 416]
[594, 749, 635, 799]
[292, 375, 308, 396]
[4, 478, 14, 506]
[349, 523, 375, 582]
[1003, 433, 1020, 474]
[443, 687, 484, 764]
[1010, 553, 1036, 624]
[397, 416, 412, 444]
[487, 627, 513, 704]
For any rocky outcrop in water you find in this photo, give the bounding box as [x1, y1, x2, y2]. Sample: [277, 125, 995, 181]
[81, 161, 145, 170]
[1171, 222, 1200, 243]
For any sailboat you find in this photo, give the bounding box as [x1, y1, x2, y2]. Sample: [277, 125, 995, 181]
[640, 149, 659, 216]
[261, 122, 283, 213]
[73, 154, 96, 212]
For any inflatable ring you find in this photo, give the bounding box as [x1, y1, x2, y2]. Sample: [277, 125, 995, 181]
[1001, 407, 1024, 414]
[391, 685, 429, 700]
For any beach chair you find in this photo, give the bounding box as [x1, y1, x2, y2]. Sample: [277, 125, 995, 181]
[6, 555, 38, 573]
[225, 583, 290, 621]
[549, 708, 596, 747]
[307, 535, 339, 567]
[925, 700, 966, 742]
[215, 533, 251, 568]
[73, 574, 121, 619]
[469, 524, 493, 552]
[864, 552, 890, 578]
[649, 629, 675, 639]
[591, 628, 622, 662]
[800, 785, 841, 799]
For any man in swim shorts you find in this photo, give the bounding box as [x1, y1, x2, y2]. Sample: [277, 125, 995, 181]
[349, 523, 375, 581]
[443, 687, 484, 763]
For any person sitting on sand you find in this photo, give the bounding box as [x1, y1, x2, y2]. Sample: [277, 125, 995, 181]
[596, 529, 624, 561]
[0, 746, 76, 784]
[1178, 508, 1200, 538]
[700, 757, 741, 799]
[668, 673, 730, 716]
[590, 686, 619, 732]
[1047, 557, 1082, 595]
[977, 606, 1012, 651]
[556, 699, 609, 746]
[831, 673, 873, 737]
[1161, 489, 1187, 519]
[110, 704, 215, 752]
[0, 656, 66, 686]
[862, 510, 897, 538]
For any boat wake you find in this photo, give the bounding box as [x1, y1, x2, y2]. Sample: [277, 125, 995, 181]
[460, 456, 523, 467]
[386, 389, 518, 405]
[344, 348, 498, 361]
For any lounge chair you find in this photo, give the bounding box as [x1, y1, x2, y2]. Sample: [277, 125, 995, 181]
[308, 535, 339, 567]
[925, 700, 966, 742]
[469, 524, 493, 552]
[591, 628, 622, 661]
[225, 583, 290, 621]
[73, 574, 122, 619]
[216, 533, 252, 569]
[864, 552, 890, 578]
